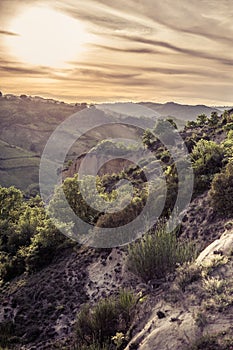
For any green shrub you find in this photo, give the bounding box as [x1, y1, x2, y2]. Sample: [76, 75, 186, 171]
[75, 290, 136, 347]
[209, 162, 233, 217]
[0, 186, 67, 281]
[222, 129, 233, 160]
[128, 222, 196, 282]
[191, 140, 224, 175]
[224, 122, 233, 131]
[0, 321, 16, 348]
[191, 139, 224, 195]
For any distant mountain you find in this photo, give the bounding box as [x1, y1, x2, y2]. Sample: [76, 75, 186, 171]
[96, 101, 222, 130]
[96, 102, 160, 119]
[139, 101, 221, 120]
[215, 106, 233, 112]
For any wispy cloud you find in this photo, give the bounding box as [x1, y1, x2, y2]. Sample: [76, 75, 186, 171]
[105, 34, 233, 67]
[0, 29, 19, 36]
[0, 64, 50, 76]
[0, 0, 232, 104]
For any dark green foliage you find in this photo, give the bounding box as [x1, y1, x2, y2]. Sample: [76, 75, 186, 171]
[93, 139, 140, 155]
[222, 130, 233, 160]
[196, 114, 208, 126]
[191, 140, 224, 195]
[208, 112, 219, 126]
[75, 290, 136, 347]
[142, 129, 156, 148]
[224, 122, 233, 131]
[209, 162, 233, 217]
[185, 120, 197, 129]
[128, 222, 196, 282]
[48, 175, 107, 228]
[0, 186, 67, 282]
[166, 118, 178, 129]
[0, 321, 17, 347]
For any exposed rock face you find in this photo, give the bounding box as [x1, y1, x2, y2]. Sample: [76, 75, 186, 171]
[62, 147, 149, 179]
[196, 230, 233, 263]
[62, 153, 134, 178]
[125, 229, 233, 350]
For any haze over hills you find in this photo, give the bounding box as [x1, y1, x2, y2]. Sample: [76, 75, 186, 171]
[139, 101, 222, 120]
[96, 101, 223, 120]
[0, 92, 232, 192]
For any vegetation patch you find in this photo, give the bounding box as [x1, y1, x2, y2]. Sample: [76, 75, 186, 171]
[75, 290, 137, 349]
[128, 222, 196, 282]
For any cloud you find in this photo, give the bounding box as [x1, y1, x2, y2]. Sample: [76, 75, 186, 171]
[108, 34, 233, 66]
[0, 64, 50, 76]
[58, 3, 151, 33]
[89, 0, 233, 44]
[50, 68, 140, 81]
[92, 44, 160, 54]
[0, 29, 19, 36]
[0, 0, 232, 104]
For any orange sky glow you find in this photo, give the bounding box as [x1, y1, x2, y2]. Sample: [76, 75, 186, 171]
[0, 0, 232, 105]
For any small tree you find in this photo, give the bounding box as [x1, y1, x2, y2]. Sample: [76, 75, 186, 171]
[196, 114, 207, 126]
[208, 111, 219, 126]
[142, 128, 156, 148]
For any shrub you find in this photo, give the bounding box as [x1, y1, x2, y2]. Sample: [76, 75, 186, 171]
[175, 262, 202, 291]
[191, 140, 224, 195]
[128, 222, 196, 282]
[209, 162, 233, 217]
[191, 140, 224, 175]
[189, 335, 221, 350]
[0, 321, 16, 348]
[75, 290, 136, 347]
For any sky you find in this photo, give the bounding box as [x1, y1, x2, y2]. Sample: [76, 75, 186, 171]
[0, 0, 233, 105]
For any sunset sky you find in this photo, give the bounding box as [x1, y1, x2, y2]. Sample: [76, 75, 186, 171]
[0, 0, 232, 104]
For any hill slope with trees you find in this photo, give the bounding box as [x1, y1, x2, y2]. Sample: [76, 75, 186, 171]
[0, 97, 233, 349]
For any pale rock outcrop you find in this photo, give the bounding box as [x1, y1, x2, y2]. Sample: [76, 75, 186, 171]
[125, 229, 233, 350]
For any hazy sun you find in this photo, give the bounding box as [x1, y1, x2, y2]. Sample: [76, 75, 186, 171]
[6, 6, 90, 67]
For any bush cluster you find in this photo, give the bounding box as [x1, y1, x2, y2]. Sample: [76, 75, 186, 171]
[0, 186, 67, 283]
[75, 290, 136, 348]
[209, 162, 233, 217]
[128, 222, 196, 282]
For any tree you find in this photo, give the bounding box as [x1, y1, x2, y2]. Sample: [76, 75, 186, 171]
[208, 111, 219, 126]
[166, 118, 178, 129]
[20, 94, 27, 99]
[185, 120, 197, 129]
[196, 114, 207, 126]
[142, 129, 156, 148]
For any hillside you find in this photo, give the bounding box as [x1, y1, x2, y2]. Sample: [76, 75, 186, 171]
[0, 94, 86, 191]
[0, 106, 233, 349]
[0, 93, 230, 191]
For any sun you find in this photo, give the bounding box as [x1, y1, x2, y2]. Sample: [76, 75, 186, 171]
[5, 5, 90, 68]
